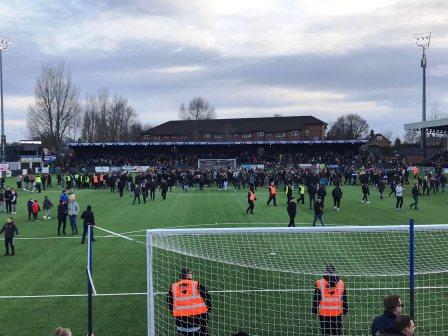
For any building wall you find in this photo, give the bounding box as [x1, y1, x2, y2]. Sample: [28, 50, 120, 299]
[141, 124, 326, 142]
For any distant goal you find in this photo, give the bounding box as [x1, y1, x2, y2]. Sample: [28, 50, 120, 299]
[198, 159, 236, 169]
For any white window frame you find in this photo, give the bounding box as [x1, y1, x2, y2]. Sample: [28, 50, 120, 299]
[153, 136, 161, 140]
[242, 133, 251, 138]
[276, 132, 285, 138]
[257, 131, 265, 137]
[291, 131, 300, 136]
[304, 129, 309, 136]
[215, 134, 223, 139]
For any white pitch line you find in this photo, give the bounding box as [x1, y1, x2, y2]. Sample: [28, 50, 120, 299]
[3, 285, 448, 299]
[94, 226, 146, 245]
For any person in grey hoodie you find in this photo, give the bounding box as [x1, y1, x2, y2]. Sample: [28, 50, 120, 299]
[67, 198, 79, 235]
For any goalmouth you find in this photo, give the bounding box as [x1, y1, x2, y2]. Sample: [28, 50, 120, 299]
[147, 224, 448, 336]
[197, 159, 236, 170]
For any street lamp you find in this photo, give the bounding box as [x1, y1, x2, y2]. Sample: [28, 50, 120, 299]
[414, 32, 431, 159]
[0, 36, 11, 163]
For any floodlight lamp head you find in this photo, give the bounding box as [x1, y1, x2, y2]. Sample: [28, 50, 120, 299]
[414, 32, 431, 48]
[0, 36, 11, 51]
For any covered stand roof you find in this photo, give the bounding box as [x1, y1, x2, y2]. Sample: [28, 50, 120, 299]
[404, 118, 448, 134]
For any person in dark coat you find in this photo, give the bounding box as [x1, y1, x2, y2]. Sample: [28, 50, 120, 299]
[378, 180, 385, 199]
[312, 198, 324, 226]
[308, 183, 316, 209]
[409, 182, 421, 210]
[133, 184, 141, 204]
[27, 198, 34, 221]
[0, 217, 19, 256]
[149, 179, 156, 200]
[362, 183, 370, 203]
[316, 185, 327, 205]
[371, 295, 404, 336]
[160, 180, 168, 200]
[287, 197, 297, 227]
[81, 205, 95, 244]
[331, 185, 342, 211]
[57, 201, 68, 236]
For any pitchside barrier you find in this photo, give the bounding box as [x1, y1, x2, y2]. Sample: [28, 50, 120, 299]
[147, 221, 448, 335]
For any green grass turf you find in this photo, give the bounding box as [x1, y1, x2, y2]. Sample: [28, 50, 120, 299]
[0, 181, 447, 335]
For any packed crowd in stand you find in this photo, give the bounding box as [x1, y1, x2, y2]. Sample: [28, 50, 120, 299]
[67, 145, 377, 168]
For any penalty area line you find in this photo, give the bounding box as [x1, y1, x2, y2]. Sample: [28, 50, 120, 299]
[94, 226, 146, 246]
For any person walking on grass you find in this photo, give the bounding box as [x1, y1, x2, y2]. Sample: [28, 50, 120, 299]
[395, 183, 404, 211]
[57, 201, 68, 236]
[81, 205, 95, 244]
[32, 199, 40, 221]
[27, 197, 33, 221]
[246, 186, 256, 214]
[42, 196, 53, 220]
[331, 185, 342, 211]
[0, 217, 19, 256]
[409, 182, 421, 211]
[267, 181, 277, 206]
[361, 183, 370, 204]
[313, 198, 324, 226]
[287, 197, 297, 227]
[68, 198, 79, 235]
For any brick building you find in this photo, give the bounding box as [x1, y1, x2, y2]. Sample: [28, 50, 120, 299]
[141, 116, 327, 142]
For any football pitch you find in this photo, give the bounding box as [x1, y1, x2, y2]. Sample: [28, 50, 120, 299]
[0, 182, 447, 336]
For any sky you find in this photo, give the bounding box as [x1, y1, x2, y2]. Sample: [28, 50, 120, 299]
[1, 0, 448, 141]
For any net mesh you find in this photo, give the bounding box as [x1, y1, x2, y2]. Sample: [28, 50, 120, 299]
[147, 226, 448, 336]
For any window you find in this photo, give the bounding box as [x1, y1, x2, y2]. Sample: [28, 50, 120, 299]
[153, 136, 161, 140]
[242, 133, 251, 138]
[304, 129, 309, 136]
[291, 131, 300, 136]
[215, 134, 222, 139]
[180, 135, 187, 140]
[144, 135, 150, 140]
[257, 131, 265, 137]
[376, 136, 383, 141]
[204, 134, 211, 139]
[276, 132, 285, 137]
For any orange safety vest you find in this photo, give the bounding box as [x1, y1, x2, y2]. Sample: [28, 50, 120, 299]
[249, 191, 256, 201]
[269, 185, 277, 195]
[316, 278, 345, 317]
[171, 280, 208, 317]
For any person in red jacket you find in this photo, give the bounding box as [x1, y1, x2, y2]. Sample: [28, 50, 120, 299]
[32, 199, 40, 221]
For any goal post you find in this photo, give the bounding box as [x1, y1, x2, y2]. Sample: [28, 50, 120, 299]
[147, 224, 448, 336]
[197, 158, 236, 170]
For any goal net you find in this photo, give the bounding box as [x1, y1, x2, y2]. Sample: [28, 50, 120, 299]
[197, 159, 236, 170]
[147, 225, 448, 336]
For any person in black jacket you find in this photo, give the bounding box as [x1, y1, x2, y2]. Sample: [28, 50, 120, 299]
[81, 205, 95, 244]
[160, 180, 168, 200]
[378, 180, 385, 199]
[308, 183, 317, 209]
[316, 185, 327, 205]
[371, 295, 403, 336]
[313, 198, 324, 226]
[361, 183, 370, 203]
[27, 198, 33, 221]
[149, 179, 156, 200]
[409, 182, 421, 210]
[287, 197, 297, 227]
[0, 217, 19, 256]
[57, 201, 68, 235]
[133, 184, 141, 204]
[331, 185, 342, 211]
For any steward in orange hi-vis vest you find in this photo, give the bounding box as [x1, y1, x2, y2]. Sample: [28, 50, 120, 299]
[246, 187, 256, 214]
[168, 267, 212, 335]
[312, 265, 348, 336]
[267, 182, 278, 206]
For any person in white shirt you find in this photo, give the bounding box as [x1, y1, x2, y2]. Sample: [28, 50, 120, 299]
[395, 183, 404, 210]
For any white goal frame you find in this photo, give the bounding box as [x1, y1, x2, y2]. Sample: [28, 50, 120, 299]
[146, 224, 448, 336]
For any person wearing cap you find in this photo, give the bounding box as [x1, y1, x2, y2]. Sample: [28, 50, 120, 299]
[312, 265, 348, 335]
[167, 267, 212, 335]
[371, 295, 404, 336]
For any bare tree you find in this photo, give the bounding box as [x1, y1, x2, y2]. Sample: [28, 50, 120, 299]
[27, 64, 81, 158]
[403, 129, 420, 144]
[179, 97, 216, 120]
[429, 102, 447, 121]
[80, 90, 140, 142]
[381, 129, 394, 142]
[326, 113, 369, 140]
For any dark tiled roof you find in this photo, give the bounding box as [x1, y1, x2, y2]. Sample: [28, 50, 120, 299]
[143, 116, 327, 136]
